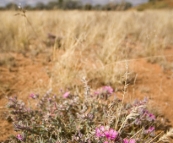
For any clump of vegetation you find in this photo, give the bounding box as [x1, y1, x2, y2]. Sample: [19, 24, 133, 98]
[4, 82, 173, 143]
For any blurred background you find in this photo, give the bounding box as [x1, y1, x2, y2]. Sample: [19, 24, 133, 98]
[0, 0, 172, 11]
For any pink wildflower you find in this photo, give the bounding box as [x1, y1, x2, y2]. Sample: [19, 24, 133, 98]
[123, 138, 136, 143]
[104, 128, 118, 140]
[29, 93, 38, 99]
[103, 86, 113, 94]
[147, 126, 155, 133]
[147, 113, 155, 121]
[95, 126, 106, 137]
[94, 86, 113, 96]
[144, 126, 155, 134]
[63, 91, 70, 98]
[16, 134, 23, 141]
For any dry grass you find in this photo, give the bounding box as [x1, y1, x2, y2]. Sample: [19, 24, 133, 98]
[1, 10, 173, 142]
[0, 10, 173, 92]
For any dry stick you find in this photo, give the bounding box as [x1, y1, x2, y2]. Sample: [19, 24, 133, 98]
[15, 8, 38, 37]
[157, 128, 173, 143]
[118, 60, 142, 133]
[118, 105, 140, 133]
[115, 59, 129, 131]
[146, 131, 164, 143]
[132, 73, 138, 103]
[81, 76, 90, 98]
[130, 128, 143, 139]
[122, 60, 129, 104]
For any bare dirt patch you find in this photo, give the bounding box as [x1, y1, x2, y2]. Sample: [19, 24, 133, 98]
[0, 52, 51, 141]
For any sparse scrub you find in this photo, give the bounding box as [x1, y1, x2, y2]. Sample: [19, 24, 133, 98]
[4, 85, 172, 142]
[0, 10, 173, 142]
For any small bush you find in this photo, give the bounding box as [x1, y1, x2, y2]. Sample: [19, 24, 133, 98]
[4, 85, 173, 143]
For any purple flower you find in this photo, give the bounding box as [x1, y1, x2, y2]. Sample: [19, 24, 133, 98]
[138, 109, 156, 122]
[94, 86, 114, 96]
[95, 126, 106, 137]
[104, 141, 109, 143]
[63, 91, 70, 98]
[148, 126, 155, 132]
[123, 138, 136, 143]
[29, 93, 38, 99]
[104, 128, 118, 140]
[144, 126, 155, 134]
[16, 134, 23, 141]
[95, 126, 118, 141]
[147, 113, 155, 121]
[103, 86, 113, 94]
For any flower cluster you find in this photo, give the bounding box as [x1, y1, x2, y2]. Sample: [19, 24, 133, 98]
[95, 86, 113, 95]
[94, 86, 114, 99]
[134, 108, 156, 125]
[95, 126, 137, 143]
[16, 134, 24, 141]
[95, 126, 119, 142]
[144, 126, 155, 136]
[4, 86, 172, 143]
